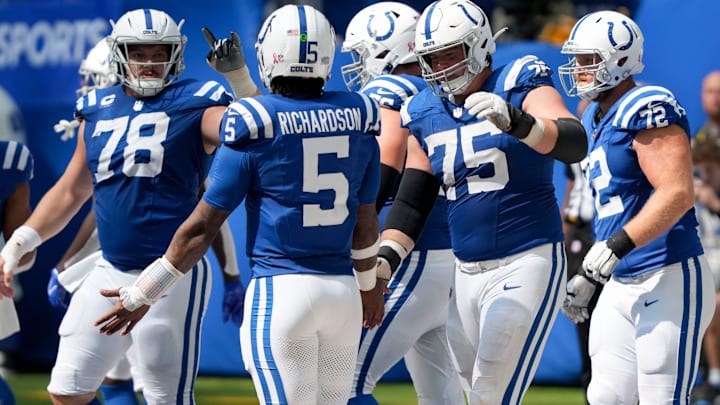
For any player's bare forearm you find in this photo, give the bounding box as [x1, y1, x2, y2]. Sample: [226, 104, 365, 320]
[167, 200, 231, 272]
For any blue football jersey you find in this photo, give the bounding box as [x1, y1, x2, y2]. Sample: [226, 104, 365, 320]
[361, 74, 425, 111]
[362, 74, 451, 251]
[401, 56, 563, 262]
[0, 141, 33, 232]
[77, 79, 233, 270]
[203, 91, 381, 278]
[582, 85, 702, 277]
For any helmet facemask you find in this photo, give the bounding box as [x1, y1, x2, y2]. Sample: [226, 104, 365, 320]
[558, 52, 615, 100]
[110, 40, 184, 97]
[416, 32, 487, 98]
[559, 10, 644, 100]
[413, 0, 496, 99]
[108, 9, 187, 98]
[341, 43, 374, 91]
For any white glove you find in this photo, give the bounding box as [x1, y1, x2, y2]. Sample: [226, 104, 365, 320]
[582, 240, 620, 284]
[54, 119, 80, 141]
[561, 274, 596, 323]
[464, 92, 512, 131]
[464, 91, 544, 146]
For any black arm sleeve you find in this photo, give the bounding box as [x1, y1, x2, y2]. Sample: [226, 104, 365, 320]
[547, 118, 588, 163]
[382, 168, 440, 242]
[375, 164, 401, 213]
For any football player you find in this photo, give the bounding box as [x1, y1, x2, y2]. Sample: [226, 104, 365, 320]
[376, 0, 587, 403]
[341, 3, 463, 404]
[559, 10, 714, 404]
[0, 8, 257, 405]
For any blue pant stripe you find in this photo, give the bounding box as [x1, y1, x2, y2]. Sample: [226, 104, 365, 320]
[355, 251, 426, 396]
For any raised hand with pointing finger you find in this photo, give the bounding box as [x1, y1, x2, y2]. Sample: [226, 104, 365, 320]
[201, 27, 259, 98]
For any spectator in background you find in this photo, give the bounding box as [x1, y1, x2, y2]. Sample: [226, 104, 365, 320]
[695, 71, 720, 143]
[691, 72, 720, 405]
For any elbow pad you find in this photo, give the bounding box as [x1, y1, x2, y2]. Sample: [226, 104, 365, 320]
[547, 118, 588, 163]
[382, 168, 439, 242]
[375, 164, 401, 213]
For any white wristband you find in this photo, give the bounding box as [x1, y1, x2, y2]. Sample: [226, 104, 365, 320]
[380, 239, 409, 259]
[351, 235, 381, 260]
[354, 268, 377, 291]
[224, 66, 259, 99]
[0, 225, 42, 275]
[122, 256, 184, 311]
[521, 118, 544, 147]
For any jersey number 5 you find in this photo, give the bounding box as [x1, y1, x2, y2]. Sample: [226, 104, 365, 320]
[302, 136, 349, 227]
[94, 112, 169, 183]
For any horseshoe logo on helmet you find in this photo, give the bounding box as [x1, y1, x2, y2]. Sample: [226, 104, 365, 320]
[607, 21, 634, 51]
[367, 12, 396, 41]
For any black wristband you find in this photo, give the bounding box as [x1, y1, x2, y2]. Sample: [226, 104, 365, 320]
[378, 245, 402, 273]
[505, 102, 537, 139]
[606, 228, 636, 259]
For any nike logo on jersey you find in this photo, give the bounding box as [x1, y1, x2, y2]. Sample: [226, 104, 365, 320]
[503, 283, 521, 291]
[644, 299, 658, 307]
[373, 88, 395, 96]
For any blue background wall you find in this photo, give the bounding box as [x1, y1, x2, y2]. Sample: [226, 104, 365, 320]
[1, 0, 719, 386]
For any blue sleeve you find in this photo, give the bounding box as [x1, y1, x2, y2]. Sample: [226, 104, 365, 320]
[358, 137, 380, 205]
[203, 145, 252, 211]
[221, 98, 274, 148]
[499, 56, 555, 107]
[613, 86, 688, 132]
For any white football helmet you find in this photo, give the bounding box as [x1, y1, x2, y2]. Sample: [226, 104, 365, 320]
[341, 2, 420, 90]
[414, 0, 496, 97]
[255, 4, 335, 89]
[107, 8, 186, 97]
[77, 38, 118, 97]
[0, 86, 26, 143]
[559, 10, 644, 100]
